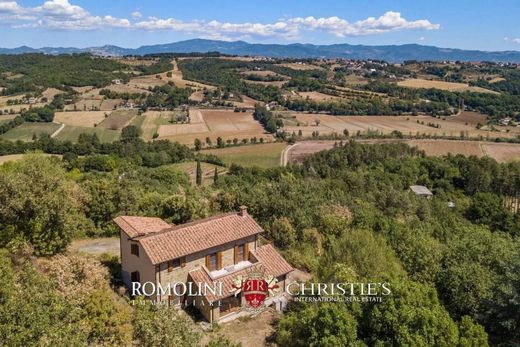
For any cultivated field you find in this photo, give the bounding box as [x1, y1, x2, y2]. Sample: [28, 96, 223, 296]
[281, 112, 520, 139]
[64, 98, 103, 111]
[98, 109, 137, 130]
[0, 114, 17, 124]
[54, 111, 109, 127]
[205, 142, 287, 168]
[286, 139, 520, 164]
[397, 78, 498, 94]
[55, 126, 120, 143]
[297, 91, 344, 102]
[0, 122, 61, 141]
[157, 108, 272, 146]
[232, 95, 260, 108]
[277, 63, 323, 71]
[169, 161, 227, 185]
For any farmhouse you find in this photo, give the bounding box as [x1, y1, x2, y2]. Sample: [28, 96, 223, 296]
[114, 206, 293, 322]
[410, 185, 434, 199]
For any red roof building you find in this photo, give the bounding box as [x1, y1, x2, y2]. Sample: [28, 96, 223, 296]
[114, 206, 293, 322]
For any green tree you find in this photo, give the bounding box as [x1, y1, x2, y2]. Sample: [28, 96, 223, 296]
[133, 297, 200, 347]
[276, 302, 361, 347]
[194, 138, 202, 151]
[362, 281, 463, 346]
[196, 160, 202, 186]
[213, 167, 219, 184]
[0, 250, 88, 346]
[267, 217, 296, 249]
[0, 155, 87, 255]
[121, 125, 142, 141]
[466, 192, 514, 233]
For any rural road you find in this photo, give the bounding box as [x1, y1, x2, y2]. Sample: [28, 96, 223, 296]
[280, 143, 298, 166]
[51, 122, 65, 138]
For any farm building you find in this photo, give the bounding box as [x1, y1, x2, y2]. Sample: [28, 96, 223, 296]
[410, 185, 434, 199]
[114, 206, 293, 323]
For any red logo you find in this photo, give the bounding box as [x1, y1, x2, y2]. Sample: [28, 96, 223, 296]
[231, 267, 279, 309]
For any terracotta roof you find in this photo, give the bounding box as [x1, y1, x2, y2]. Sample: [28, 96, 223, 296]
[251, 244, 294, 278]
[189, 265, 252, 302]
[135, 212, 264, 265]
[188, 244, 293, 302]
[113, 216, 171, 238]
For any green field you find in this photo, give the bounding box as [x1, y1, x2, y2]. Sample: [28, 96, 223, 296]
[0, 122, 61, 141]
[205, 142, 287, 168]
[130, 115, 146, 129]
[169, 161, 227, 185]
[0, 114, 17, 125]
[56, 125, 120, 143]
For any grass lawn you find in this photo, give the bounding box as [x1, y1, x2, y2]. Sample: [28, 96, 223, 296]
[205, 142, 288, 168]
[0, 153, 62, 165]
[0, 122, 61, 141]
[130, 115, 146, 129]
[56, 125, 120, 143]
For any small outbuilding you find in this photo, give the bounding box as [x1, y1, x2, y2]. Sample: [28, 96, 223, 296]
[410, 185, 433, 199]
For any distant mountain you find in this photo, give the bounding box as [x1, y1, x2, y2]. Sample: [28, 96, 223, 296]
[1, 39, 520, 63]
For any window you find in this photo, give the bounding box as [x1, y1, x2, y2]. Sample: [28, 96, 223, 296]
[131, 271, 140, 283]
[131, 243, 139, 257]
[167, 258, 181, 272]
[206, 252, 222, 271]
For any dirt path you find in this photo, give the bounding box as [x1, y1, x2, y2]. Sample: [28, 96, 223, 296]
[280, 143, 298, 166]
[51, 122, 65, 138]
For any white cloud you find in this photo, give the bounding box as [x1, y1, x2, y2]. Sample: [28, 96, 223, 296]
[0, 1, 23, 14]
[1, 0, 130, 30]
[504, 37, 520, 44]
[135, 11, 439, 40]
[0, 3, 440, 39]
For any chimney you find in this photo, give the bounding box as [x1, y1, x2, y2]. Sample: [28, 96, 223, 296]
[238, 205, 248, 216]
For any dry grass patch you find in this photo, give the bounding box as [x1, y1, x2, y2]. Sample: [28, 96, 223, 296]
[64, 99, 103, 111]
[282, 112, 520, 139]
[157, 108, 272, 145]
[397, 78, 498, 94]
[99, 99, 123, 111]
[42, 88, 63, 100]
[278, 63, 322, 71]
[287, 139, 520, 164]
[298, 91, 343, 102]
[189, 90, 204, 102]
[54, 111, 109, 127]
[232, 95, 260, 108]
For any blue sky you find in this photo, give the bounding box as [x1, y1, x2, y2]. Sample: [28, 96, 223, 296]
[1, 0, 519, 51]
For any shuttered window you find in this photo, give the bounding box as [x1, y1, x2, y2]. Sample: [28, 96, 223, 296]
[130, 243, 139, 257]
[167, 258, 181, 272]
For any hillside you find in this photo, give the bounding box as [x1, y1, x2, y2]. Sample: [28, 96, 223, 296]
[2, 39, 520, 62]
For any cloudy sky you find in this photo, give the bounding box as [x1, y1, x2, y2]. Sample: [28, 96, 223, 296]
[0, 0, 519, 50]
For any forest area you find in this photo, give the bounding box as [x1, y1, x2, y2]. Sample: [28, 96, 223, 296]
[0, 140, 519, 346]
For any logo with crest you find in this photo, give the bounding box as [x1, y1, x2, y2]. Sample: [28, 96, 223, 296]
[230, 265, 279, 309]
